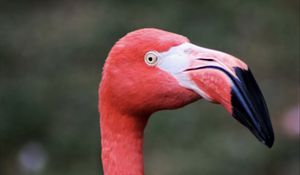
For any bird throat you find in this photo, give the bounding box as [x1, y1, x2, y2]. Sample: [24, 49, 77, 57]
[100, 109, 149, 175]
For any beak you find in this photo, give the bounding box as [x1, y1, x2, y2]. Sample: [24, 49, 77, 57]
[158, 43, 274, 147]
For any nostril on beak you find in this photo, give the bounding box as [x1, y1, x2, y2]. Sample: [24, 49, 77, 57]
[196, 58, 215, 62]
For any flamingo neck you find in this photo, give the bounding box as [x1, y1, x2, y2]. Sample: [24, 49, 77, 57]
[100, 109, 149, 175]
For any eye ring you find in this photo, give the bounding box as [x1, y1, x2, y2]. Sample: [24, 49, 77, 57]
[144, 51, 159, 66]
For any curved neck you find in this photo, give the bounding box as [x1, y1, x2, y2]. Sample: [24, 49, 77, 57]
[100, 108, 148, 175]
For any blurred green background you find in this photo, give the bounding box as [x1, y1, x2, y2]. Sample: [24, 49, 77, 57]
[0, 0, 299, 175]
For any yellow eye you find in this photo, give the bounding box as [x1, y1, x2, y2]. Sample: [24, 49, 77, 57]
[144, 51, 159, 66]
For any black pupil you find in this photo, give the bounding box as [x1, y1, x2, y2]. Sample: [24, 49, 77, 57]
[148, 57, 153, 62]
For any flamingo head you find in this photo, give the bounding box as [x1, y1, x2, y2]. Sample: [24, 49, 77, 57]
[100, 28, 274, 147]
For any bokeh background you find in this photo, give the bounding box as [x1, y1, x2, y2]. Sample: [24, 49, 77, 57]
[0, 0, 299, 175]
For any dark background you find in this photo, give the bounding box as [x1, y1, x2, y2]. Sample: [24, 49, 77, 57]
[0, 0, 299, 175]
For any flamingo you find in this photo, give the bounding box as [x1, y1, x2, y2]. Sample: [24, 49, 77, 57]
[98, 28, 274, 175]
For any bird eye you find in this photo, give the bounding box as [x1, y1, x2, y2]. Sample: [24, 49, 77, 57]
[144, 51, 159, 66]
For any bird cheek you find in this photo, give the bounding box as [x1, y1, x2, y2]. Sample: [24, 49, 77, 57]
[190, 70, 232, 113]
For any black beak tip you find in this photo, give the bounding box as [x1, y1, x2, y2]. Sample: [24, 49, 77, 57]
[256, 131, 274, 148]
[264, 130, 275, 148]
[232, 104, 275, 148]
[231, 67, 275, 148]
[265, 138, 274, 148]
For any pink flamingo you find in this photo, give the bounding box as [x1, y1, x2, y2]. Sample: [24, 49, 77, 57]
[99, 28, 274, 175]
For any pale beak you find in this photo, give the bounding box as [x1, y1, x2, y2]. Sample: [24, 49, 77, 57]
[158, 43, 274, 147]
